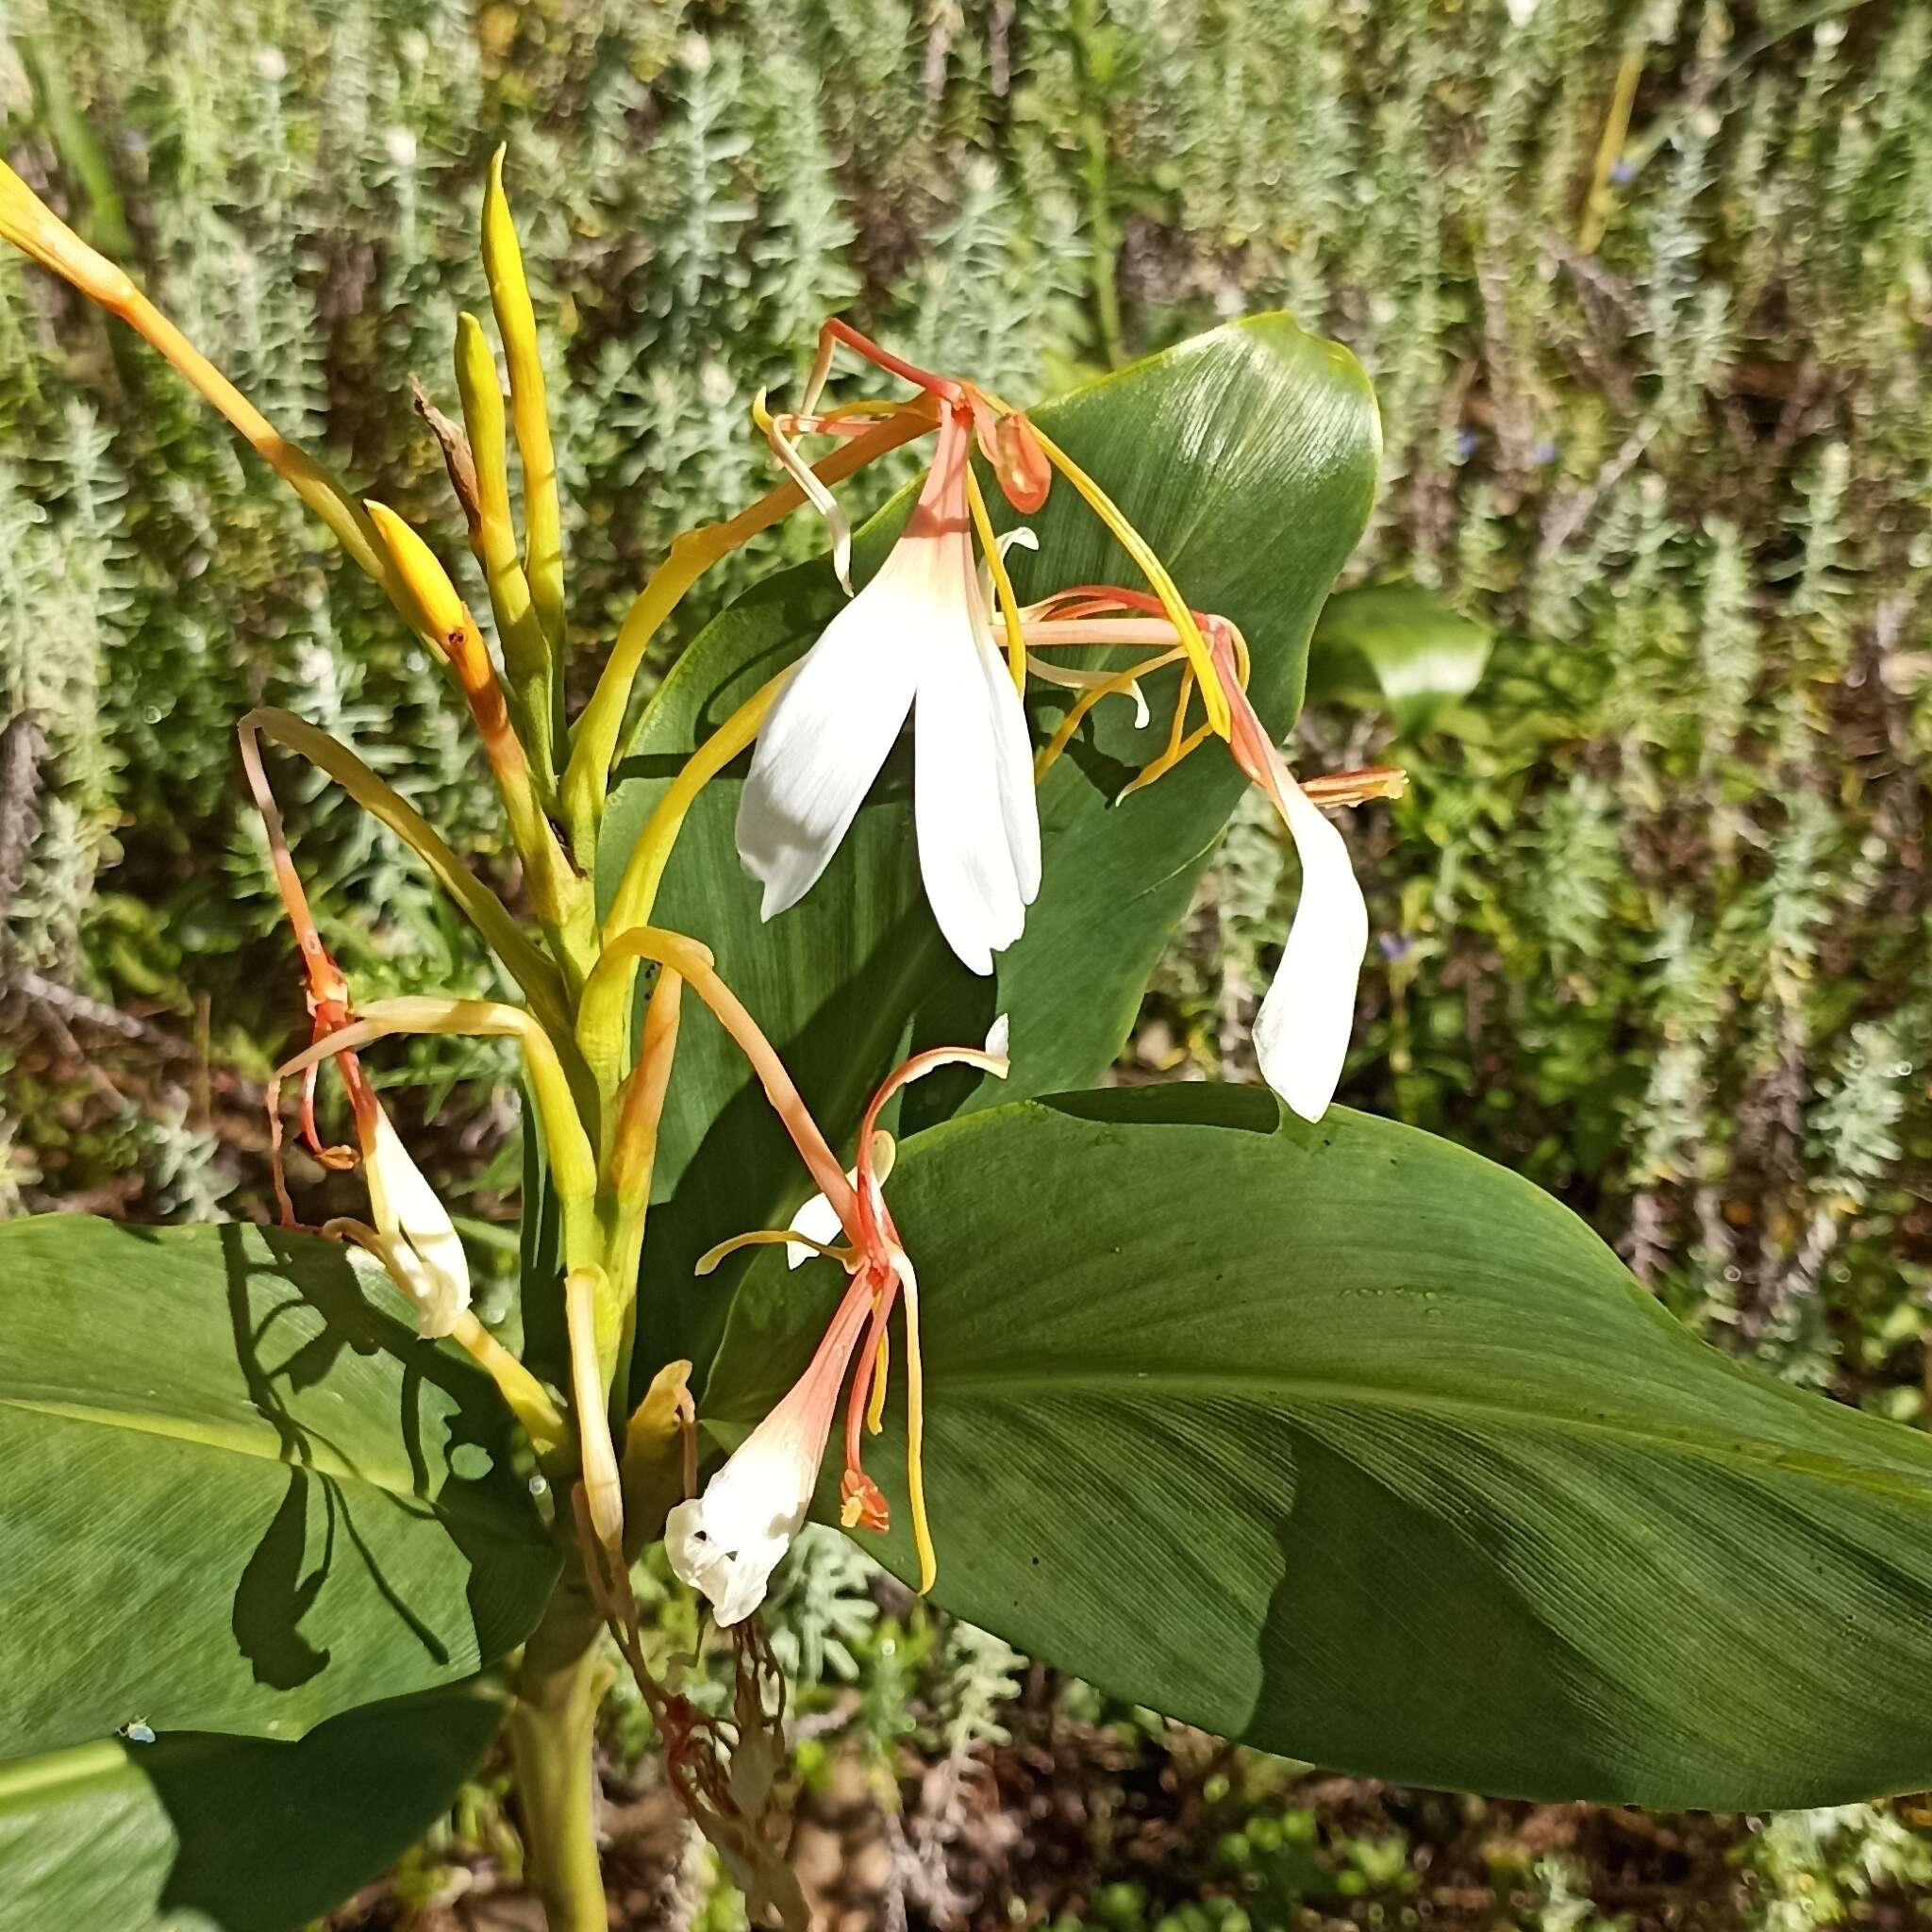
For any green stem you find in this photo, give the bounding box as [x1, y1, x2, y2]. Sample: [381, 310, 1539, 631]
[508, 1574, 609, 1932]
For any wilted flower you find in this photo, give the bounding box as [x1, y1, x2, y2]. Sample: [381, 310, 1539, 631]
[339, 1100, 473, 1339]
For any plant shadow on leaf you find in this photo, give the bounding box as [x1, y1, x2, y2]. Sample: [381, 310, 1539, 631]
[208, 1223, 544, 1695]
[214, 1224, 452, 1687]
[0, 1216, 558, 1755]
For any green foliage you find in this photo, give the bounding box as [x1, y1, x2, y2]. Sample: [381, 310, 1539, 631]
[1305, 583, 1494, 737]
[708, 1086, 1932, 1807]
[3, 1, 1931, 1924]
[0, 1217, 556, 1753]
[0, 1677, 506, 1932]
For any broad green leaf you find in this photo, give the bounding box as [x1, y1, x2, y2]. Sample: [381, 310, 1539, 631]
[0, 1677, 505, 1932]
[0, 1217, 558, 1758]
[599, 315, 1379, 1388]
[705, 1087, 1932, 1808]
[1307, 580, 1492, 733]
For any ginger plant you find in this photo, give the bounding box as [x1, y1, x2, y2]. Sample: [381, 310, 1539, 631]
[5, 151, 1932, 1932]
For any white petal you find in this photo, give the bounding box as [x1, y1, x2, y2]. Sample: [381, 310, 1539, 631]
[665, 1492, 796, 1628]
[664, 1427, 817, 1625]
[737, 577, 925, 918]
[363, 1108, 470, 1337]
[963, 537, 1042, 908]
[983, 1012, 1010, 1058]
[913, 527, 1041, 976]
[785, 1181, 849, 1270]
[1253, 774, 1369, 1124]
[914, 628, 1031, 974]
[977, 625, 1042, 904]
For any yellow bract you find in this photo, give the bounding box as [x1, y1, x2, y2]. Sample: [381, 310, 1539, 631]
[365, 501, 467, 640]
[482, 147, 565, 658]
[0, 159, 131, 304]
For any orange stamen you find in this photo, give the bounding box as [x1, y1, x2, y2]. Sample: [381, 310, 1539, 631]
[1304, 765, 1410, 808]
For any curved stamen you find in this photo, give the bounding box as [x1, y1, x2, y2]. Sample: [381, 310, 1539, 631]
[758, 393, 856, 593]
[1033, 650, 1186, 780]
[694, 1227, 851, 1275]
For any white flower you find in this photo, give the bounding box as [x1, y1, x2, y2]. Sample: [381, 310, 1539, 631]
[676, 1022, 1013, 1620]
[736, 406, 1041, 975]
[1220, 657, 1369, 1124]
[359, 1106, 471, 1337]
[666, 1281, 874, 1625]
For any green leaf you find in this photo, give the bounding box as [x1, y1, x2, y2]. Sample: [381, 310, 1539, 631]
[705, 1088, 1932, 1808]
[600, 315, 1379, 1387]
[0, 1217, 558, 1758]
[1307, 580, 1492, 733]
[0, 1677, 505, 1932]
